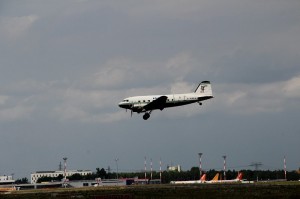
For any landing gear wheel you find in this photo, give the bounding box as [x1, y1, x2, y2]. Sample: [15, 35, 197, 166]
[198, 102, 202, 106]
[143, 113, 150, 120]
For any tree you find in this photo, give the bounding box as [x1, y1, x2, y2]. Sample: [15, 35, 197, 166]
[37, 176, 53, 183]
[96, 168, 107, 179]
[69, 173, 83, 181]
[56, 174, 64, 181]
[15, 177, 28, 184]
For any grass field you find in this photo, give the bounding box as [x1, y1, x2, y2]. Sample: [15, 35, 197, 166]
[1, 181, 300, 199]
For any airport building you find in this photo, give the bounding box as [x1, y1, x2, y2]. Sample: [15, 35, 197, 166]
[0, 175, 15, 184]
[30, 170, 92, 184]
[167, 165, 182, 172]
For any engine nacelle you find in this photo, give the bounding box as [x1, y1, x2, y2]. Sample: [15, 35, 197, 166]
[131, 104, 146, 113]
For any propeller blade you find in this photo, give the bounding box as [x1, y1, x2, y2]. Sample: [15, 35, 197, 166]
[131, 110, 133, 117]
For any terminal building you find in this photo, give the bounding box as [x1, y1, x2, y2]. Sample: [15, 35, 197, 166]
[30, 170, 92, 184]
[0, 175, 15, 184]
[167, 165, 182, 172]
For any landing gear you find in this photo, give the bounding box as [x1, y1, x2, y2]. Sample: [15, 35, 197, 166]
[198, 102, 202, 106]
[143, 110, 152, 120]
[143, 112, 150, 120]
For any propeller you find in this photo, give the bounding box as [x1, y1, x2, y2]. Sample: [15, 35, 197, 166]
[127, 104, 133, 117]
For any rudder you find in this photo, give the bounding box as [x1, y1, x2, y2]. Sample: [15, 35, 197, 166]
[194, 81, 212, 96]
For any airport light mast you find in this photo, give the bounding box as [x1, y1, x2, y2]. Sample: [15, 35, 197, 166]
[159, 158, 162, 183]
[115, 158, 119, 180]
[284, 156, 287, 180]
[63, 157, 67, 187]
[222, 155, 226, 180]
[59, 162, 62, 171]
[198, 153, 203, 179]
[150, 158, 153, 180]
[249, 162, 262, 181]
[144, 156, 147, 184]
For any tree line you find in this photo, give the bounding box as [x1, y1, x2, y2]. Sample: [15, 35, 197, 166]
[117, 167, 300, 183]
[19, 167, 300, 184]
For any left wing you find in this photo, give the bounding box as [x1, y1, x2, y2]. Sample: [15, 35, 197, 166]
[143, 96, 168, 111]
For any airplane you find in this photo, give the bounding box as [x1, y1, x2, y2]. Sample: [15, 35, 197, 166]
[207, 172, 243, 183]
[219, 172, 243, 183]
[170, 172, 243, 184]
[170, 173, 220, 184]
[170, 174, 207, 184]
[206, 173, 220, 183]
[118, 81, 213, 120]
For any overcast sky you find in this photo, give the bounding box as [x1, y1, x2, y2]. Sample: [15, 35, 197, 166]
[1, 0, 300, 179]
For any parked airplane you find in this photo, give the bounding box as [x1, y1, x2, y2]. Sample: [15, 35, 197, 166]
[219, 172, 243, 183]
[206, 173, 220, 183]
[118, 81, 213, 120]
[170, 174, 207, 184]
[170, 172, 243, 184]
[208, 172, 243, 183]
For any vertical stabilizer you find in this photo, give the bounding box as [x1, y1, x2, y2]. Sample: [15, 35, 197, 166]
[236, 172, 243, 181]
[211, 173, 219, 182]
[194, 81, 212, 96]
[200, 174, 206, 181]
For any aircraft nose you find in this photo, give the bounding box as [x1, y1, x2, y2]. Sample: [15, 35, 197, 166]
[119, 102, 131, 109]
[118, 102, 126, 108]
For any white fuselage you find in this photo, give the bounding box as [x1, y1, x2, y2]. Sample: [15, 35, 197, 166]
[119, 92, 208, 113]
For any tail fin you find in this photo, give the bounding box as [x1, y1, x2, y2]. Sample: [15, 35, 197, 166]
[236, 172, 243, 180]
[200, 174, 206, 181]
[211, 173, 219, 181]
[194, 81, 212, 96]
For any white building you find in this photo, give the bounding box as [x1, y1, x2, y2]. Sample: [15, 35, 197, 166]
[30, 170, 92, 184]
[68, 179, 127, 188]
[0, 175, 15, 184]
[167, 165, 182, 172]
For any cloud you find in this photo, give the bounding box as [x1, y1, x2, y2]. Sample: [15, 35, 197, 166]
[213, 75, 300, 115]
[0, 52, 200, 123]
[283, 75, 300, 98]
[89, 58, 138, 89]
[0, 95, 9, 105]
[1, 61, 299, 123]
[0, 104, 34, 122]
[0, 56, 299, 124]
[85, 52, 196, 90]
[166, 53, 195, 81]
[0, 15, 38, 41]
[0, 0, 299, 123]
